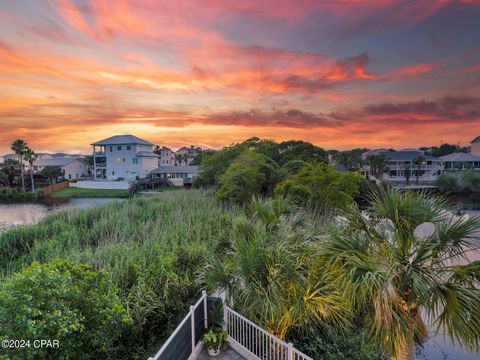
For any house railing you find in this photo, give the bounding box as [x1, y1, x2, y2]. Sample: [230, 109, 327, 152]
[148, 291, 207, 360]
[225, 306, 314, 360]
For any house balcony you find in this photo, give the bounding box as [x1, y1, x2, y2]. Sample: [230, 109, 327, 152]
[149, 291, 312, 360]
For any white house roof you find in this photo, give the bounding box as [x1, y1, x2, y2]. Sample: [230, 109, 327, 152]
[91, 135, 154, 146]
[34, 157, 86, 167]
[151, 165, 199, 174]
[136, 151, 159, 157]
[440, 152, 480, 162]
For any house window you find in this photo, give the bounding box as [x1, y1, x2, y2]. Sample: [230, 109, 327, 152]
[127, 146, 131, 150]
[110, 146, 113, 152]
[117, 146, 122, 150]
[116, 157, 125, 164]
[68, 174, 71, 179]
[132, 158, 138, 164]
[112, 171, 115, 175]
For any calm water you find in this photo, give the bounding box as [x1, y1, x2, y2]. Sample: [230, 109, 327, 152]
[0, 197, 125, 232]
[0, 198, 479, 359]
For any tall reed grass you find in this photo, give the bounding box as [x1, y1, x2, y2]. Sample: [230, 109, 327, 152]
[0, 189, 240, 357]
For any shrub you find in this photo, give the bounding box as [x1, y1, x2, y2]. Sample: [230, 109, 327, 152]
[436, 173, 459, 192]
[0, 260, 132, 359]
[275, 163, 362, 210]
[288, 324, 384, 360]
[216, 151, 279, 203]
[436, 171, 480, 193]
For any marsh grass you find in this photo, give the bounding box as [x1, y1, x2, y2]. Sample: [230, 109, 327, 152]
[0, 189, 240, 357]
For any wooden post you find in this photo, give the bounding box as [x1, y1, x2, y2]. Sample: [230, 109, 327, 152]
[190, 305, 195, 353]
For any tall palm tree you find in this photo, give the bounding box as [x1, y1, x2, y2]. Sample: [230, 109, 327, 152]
[11, 139, 28, 192]
[404, 164, 411, 185]
[413, 156, 426, 184]
[367, 154, 389, 179]
[203, 196, 348, 340]
[24, 147, 38, 192]
[324, 189, 480, 360]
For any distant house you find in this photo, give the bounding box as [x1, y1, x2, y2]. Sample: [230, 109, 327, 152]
[157, 146, 176, 166]
[91, 135, 159, 182]
[33, 157, 88, 181]
[381, 150, 443, 182]
[441, 137, 480, 172]
[150, 165, 200, 186]
[361, 149, 388, 161]
[176, 145, 202, 165]
[0, 153, 20, 164]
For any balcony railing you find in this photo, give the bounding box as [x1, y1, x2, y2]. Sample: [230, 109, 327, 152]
[148, 291, 207, 360]
[225, 306, 314, 360]
[148, 290, 314, 360]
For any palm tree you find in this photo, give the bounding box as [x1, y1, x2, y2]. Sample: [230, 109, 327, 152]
[324, 189, 480, 360]
[42, 166, 63, 185]
[203, 196, 347, 340]
[24, 148, 38, 192]
[11, 139, 28, 192]
[404, 164, 411, 185]
[413, 156, 426, 184]
[367, 154, 388, 179]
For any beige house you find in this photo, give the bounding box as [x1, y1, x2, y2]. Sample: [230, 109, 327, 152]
[158, 146, 176, 166]
[33, 157, 88, 181]
[176, 145, 202, 165]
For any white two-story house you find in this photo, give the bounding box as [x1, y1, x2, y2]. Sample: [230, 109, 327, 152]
[92, 135, 159, 182]
[381, 150, 443, 182]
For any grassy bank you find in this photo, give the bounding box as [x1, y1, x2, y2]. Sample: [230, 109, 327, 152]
[0, 187, 44, 199]
[49, 187, 130, 198]
[0, 189, 240, 358]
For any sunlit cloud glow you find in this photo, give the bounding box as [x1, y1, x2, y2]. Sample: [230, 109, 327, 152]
[0, 0, 479, 153]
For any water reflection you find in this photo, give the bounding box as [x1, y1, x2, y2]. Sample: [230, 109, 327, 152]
[0, 197, 125, 231]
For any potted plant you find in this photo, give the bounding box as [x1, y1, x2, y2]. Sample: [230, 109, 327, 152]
[202, 328, 228, 356]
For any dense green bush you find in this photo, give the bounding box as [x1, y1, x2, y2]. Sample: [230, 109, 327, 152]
[437, 171, 480, 193]
[216, 150, 279, 203]
[0, 260, 132, 359]
[288, 325, 384, 360]
[194, 138, 326, 187]
[275, 163, 362, 210]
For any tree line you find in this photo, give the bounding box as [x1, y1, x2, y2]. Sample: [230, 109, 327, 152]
[0, 139, 65, 193]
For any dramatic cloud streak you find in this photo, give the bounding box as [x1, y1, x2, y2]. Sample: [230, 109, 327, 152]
[0, 0, 479, 152]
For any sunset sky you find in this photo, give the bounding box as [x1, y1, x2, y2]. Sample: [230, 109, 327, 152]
[0, 0, 480, 154]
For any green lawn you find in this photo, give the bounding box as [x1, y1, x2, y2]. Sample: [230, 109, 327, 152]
[48, 187, 130, 198]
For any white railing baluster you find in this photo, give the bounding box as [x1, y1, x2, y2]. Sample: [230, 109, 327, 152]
[224, 307, 313, 360]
